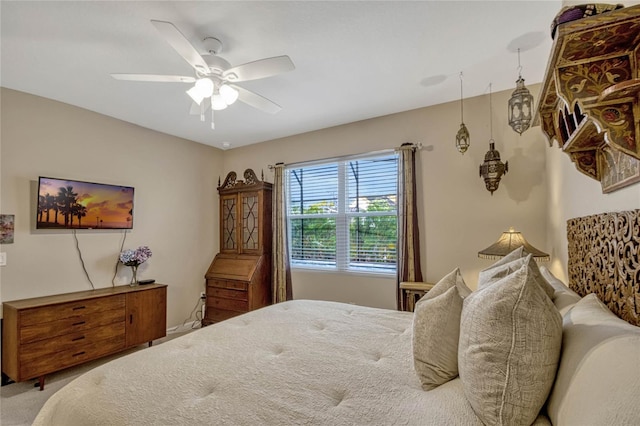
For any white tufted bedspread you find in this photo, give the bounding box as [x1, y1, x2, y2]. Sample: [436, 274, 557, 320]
[33, 300, 491, 425]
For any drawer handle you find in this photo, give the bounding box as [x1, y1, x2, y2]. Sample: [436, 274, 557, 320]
[72, 351, 86, 357]
[72, 321, 86, 326]
[71, 336, 86, 342]
[72, 306, 86, 311]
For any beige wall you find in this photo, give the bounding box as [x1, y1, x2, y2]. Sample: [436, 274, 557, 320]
[545, 142, 640, 281]
[223, 86, 549, 308]
[0, 88, 222, 327]
[3, 82, 637, 320]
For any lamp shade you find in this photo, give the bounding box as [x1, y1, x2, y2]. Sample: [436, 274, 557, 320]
[211, 94, 228, 111]
[186, 86, 205, 105]
[478, 227, 549, 261]
[195, 78, 214, 98]
[219, 84, 239, 105]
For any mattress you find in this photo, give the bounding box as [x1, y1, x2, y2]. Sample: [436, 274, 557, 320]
[34, 300, 485, 425]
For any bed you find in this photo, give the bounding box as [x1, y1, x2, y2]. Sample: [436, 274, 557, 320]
[33, 210, 640, 426]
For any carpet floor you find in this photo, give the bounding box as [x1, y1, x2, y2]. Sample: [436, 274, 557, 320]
[1, 330, 193, 426]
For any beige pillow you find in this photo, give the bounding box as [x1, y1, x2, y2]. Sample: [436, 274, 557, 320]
[459, 262, 562, 426]
[412, 268, 471, 390]
[546, 294, 640, 425]
[478, 247, 527, 289]
[478, 254, 555, 299]
[424, 267, 471, 300]
[484, 246, 525, 269]
[538, 266, 581, 313]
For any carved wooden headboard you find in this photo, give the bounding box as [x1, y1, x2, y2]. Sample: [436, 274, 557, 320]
[567, 209, 640, 326]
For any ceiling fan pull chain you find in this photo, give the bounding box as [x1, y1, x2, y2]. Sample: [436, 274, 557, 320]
[200, 102, 205, 122]
[211, 108, 215, 130]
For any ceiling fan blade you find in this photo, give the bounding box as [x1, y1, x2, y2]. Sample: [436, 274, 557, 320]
[189, 98, 211, 115]
[150, 20, 209, 74]
[231, 85, 282, 114]
[223, 56, 294, 82]
[111, 74, 195, 83]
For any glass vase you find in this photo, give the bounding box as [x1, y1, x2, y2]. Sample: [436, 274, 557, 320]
[130, 265, 138, 287]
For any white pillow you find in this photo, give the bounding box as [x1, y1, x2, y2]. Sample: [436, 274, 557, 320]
[412, 268, 471, 390]
[459, 262, 562, 426]
[538, 266, 581, 314]
[546, 294, 640, 425]
[478, 254, 555, 299]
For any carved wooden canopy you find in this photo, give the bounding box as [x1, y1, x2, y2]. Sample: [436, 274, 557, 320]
[536, 5, 640, 193]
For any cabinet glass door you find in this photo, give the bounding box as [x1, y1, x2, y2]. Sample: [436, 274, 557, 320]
[241, 192, 259, 251]
[222, 195, 237, 251]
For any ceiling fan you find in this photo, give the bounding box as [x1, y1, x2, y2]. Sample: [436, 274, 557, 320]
[111, 20, 295, 129]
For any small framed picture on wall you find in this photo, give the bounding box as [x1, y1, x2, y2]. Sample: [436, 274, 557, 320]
[1, 214, 15, 244]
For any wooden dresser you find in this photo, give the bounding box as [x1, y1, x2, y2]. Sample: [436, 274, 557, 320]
[203, 169, 272, 325]
[2, 283, 166, 390]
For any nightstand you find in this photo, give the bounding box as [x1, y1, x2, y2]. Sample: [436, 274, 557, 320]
[400, 281, 435, 312]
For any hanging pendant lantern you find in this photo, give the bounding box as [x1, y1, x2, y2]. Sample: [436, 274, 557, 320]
[480, 142, 509, 194]
[456, 72, 470, 154]
[508, 48, 534, 135]
[480, 84, 508, 195]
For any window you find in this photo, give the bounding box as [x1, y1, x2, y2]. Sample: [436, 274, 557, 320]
[286, 152, 398, 274]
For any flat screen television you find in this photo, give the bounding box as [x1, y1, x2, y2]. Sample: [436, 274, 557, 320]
[37, 176, 134, 230]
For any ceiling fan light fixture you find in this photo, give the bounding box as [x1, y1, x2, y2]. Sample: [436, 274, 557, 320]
[115, 21, 295, 132]
[195, 78, 214, 98]
[186, 86, 205, 105]
[219, 85, 239, 105]
[212, 94, 228, 110]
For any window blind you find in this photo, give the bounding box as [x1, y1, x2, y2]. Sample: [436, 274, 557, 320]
[286, 152, 398, 273]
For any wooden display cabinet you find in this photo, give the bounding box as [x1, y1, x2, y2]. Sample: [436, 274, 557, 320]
[203, 169, 273, 325]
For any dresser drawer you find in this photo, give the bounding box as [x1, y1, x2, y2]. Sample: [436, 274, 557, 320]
[20, 308, 125, 344]
[19, 335, 125, 380]
[207, 279, 248, 291]
[21, 321, 125, 360]
[209, 287, 248, 301]
[20, 295, 125, 326]
[207, 308, 242, 323]
[208, 296, 248, 312]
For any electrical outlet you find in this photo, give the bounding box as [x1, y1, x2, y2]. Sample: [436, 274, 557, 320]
[200, 291, 206, 300]
[0, 252, 6, 267]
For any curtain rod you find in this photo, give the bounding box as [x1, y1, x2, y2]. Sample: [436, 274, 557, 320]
[268, 142, 422, 169]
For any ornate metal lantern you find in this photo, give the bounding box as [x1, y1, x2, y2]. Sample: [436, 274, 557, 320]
[456, 123, 470, 154]
[479, 142, 509, 194]
[508, 49, 534, 135]
[455, 72, 470, 154]
[480, 84, 508, 194]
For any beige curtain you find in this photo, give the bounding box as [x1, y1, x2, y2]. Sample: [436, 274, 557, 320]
[396, 143, 424, 310]
[272, 163, 293, 303]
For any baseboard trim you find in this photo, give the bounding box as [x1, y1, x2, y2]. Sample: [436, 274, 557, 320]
[167, 321, 200, 334]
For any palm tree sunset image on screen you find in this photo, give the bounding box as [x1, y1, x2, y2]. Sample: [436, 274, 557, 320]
[37, 177, 134, 229]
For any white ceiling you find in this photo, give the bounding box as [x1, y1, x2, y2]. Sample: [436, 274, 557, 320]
[1, 1, 563, 150]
